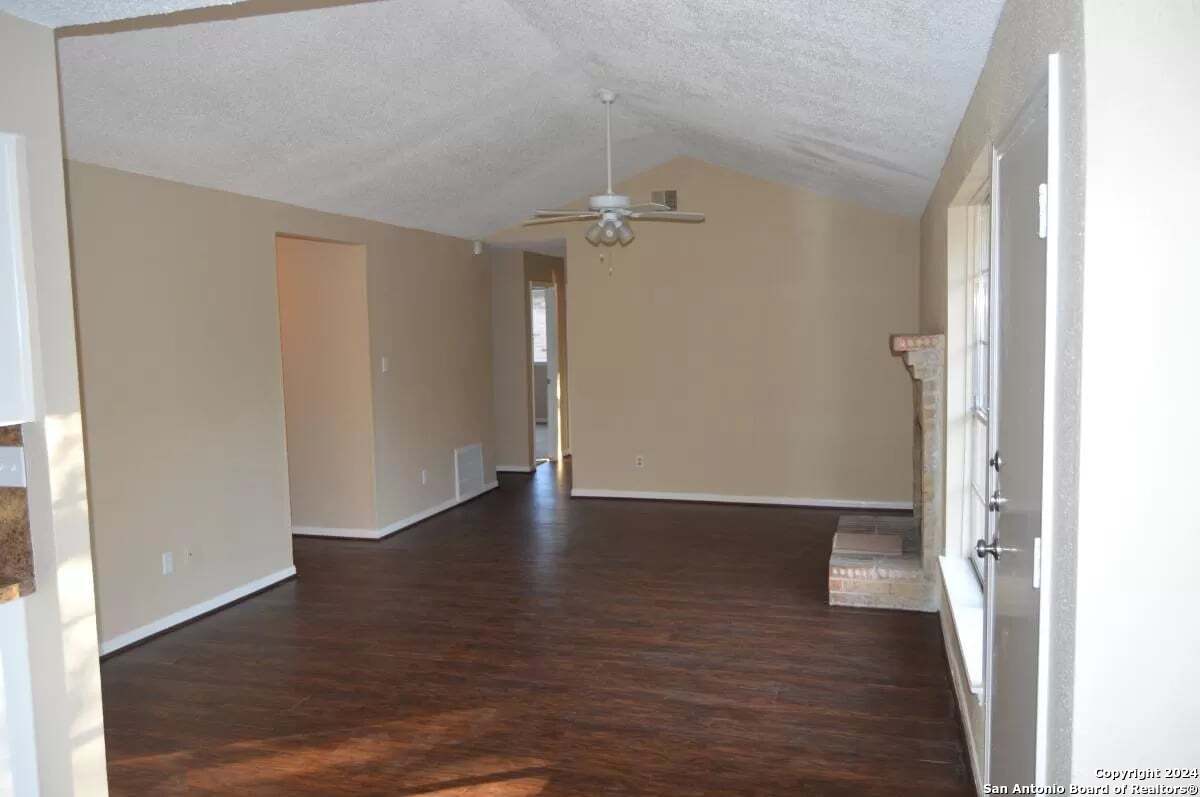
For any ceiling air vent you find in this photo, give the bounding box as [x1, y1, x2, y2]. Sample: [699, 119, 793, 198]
[651, 190, 678, 210]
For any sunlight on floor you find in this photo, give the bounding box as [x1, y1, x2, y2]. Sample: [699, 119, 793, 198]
[411, 772, 549, 796]
[112, 709, 551, 793]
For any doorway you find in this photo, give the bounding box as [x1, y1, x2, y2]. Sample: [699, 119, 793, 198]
[275, 235, 375, 533]
[530, 283, 558, 463]
[978, 58, 1058, 787]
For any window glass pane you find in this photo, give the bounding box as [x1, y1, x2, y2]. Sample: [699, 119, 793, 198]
[970, 418, 988, 495]
[968, 203, 991, 414]
[963, 195, 991, 577]
[969, 491, 984, 546]
[965, 414, 989, 573]
[978, 341, 989, 412]
[976, 271, 989, 344]
[531, 290, 548, 363]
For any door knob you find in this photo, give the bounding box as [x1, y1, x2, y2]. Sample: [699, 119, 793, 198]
[989, 489, 1008, 512]
[990, 451, 1004, 471]
[976, 538, 1001, 560]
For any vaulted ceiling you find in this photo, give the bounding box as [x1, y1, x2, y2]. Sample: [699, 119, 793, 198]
[36, 0, 1003, 238]
[0, 0, 241, 27]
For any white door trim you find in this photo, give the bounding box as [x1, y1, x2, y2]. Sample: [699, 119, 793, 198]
[545, 284, 559, 462]
[1033, 52, 1062, 787]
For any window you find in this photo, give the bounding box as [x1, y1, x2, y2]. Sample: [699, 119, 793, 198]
[964, 197, 992, 579]
[530, 288, 548, 364]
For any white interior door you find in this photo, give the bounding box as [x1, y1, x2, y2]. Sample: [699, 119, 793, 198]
[981, 71, 1052, 786]
[545, 286, 559, 462]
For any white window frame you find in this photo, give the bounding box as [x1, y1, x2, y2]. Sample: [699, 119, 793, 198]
[963, 191, 992, 582]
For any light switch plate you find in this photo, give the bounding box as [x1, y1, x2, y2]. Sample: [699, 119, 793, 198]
[0, 446, 26, 487]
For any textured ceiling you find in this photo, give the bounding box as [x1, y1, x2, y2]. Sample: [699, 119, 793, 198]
[0, 0, 239, 27]
[57, 0, 1004, 239]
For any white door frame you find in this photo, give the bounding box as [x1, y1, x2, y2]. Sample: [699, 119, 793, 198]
[981, 53, 1061, 787]
[545, 284, 559, 462]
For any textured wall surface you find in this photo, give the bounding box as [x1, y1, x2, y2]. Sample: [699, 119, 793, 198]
[55, 0, 1002, 238]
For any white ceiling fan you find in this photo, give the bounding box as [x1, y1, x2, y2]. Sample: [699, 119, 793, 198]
[523, 89, 705, 246]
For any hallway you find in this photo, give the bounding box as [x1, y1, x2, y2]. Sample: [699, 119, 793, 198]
[100, 462, 972, 795]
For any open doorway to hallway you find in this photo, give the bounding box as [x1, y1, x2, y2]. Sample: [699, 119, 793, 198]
[493, 247, 568, 474]
[274, 234, 375, 535]
[530, 282, 558, 463]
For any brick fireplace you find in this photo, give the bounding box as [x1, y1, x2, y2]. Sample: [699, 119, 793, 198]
[827, 334, 944, 612]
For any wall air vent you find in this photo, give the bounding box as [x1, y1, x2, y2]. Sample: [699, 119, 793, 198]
[651, 190, 678, 210]
[454, 443, 485, 502]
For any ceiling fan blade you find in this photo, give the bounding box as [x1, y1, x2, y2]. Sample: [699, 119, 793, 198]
[625, 202, 671, 213]
[534, 209, 592, 217]
[522, 213, 601, 226]
[628, 211, 706, 222]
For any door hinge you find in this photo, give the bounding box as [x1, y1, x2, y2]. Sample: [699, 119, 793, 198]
[1032, 536, 1043, 589]
[1037, 183, 1048, 239]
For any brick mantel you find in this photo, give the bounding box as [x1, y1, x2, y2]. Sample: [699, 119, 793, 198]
[891, 334, 945, 384]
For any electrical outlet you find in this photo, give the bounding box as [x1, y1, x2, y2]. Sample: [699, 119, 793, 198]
[162, 552, 174, 576]
[634, 454, 645, 469]
[420, 468, 428, 485]
[381, 356, 389, 373]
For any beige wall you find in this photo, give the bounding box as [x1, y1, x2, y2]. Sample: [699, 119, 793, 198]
[68, 161, 495, 645]
[0, 12, 108, 796]
[490, 248, 533, 469]
[917, 0, 1086, 783]
[365, 216, 494, 528]
[495, 157, 918, 503]
[275, 236, 375, 531]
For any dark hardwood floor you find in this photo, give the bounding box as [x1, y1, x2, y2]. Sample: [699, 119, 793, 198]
[101, 461, 973, 795]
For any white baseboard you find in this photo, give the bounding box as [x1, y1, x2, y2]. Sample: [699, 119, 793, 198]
[100, 565, 296, 655]
[291, 525, 381, 539]
[495, 464, 534, 473]
[378, 481, 497, 536]
[293, 481, 499, 540]
[569, 488, 911, 511]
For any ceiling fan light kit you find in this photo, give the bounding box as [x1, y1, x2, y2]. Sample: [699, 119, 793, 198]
[524, 90, 705, 247]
